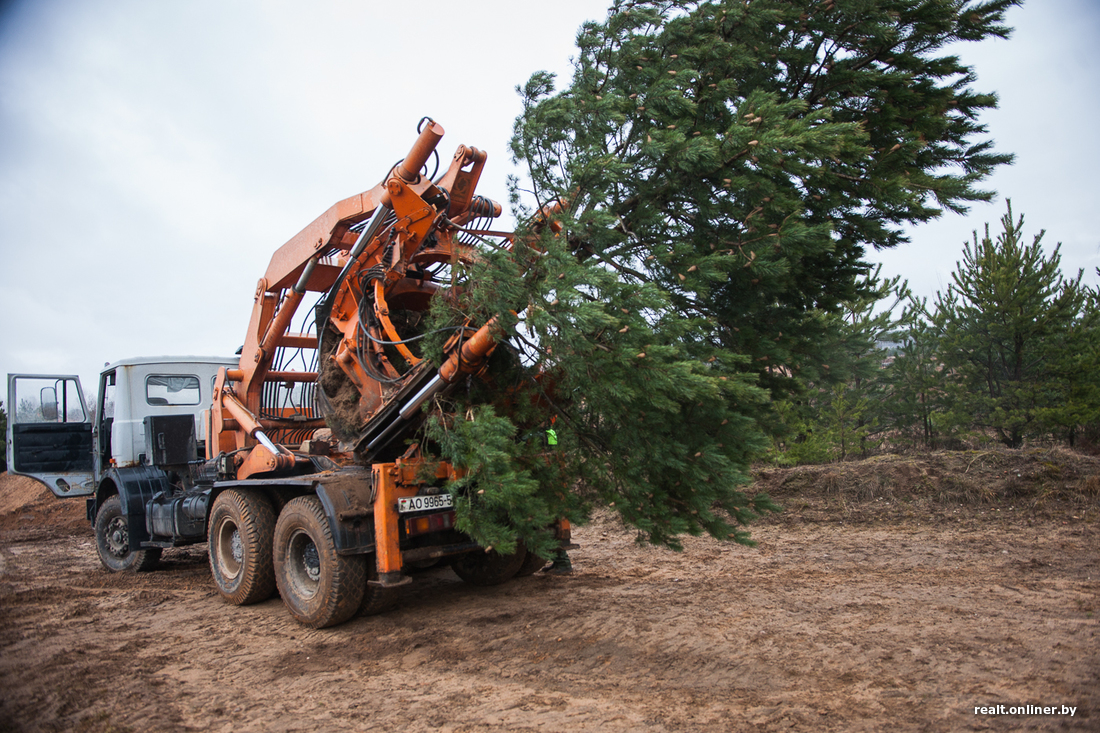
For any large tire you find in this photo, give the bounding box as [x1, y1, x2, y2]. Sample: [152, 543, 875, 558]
[358, 557, 398, 617]
[95, 495, 161, 572]
[273, 496, 365, 628]
[208, 489, 277, 606]
[451, 546, 526, 586]
[514, 544, 549, 578]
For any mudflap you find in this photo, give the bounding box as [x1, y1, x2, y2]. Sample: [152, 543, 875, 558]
[313, 466, 376, 555]
[105, 465, 172, 548]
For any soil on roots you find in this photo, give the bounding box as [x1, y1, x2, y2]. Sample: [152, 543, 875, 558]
[317, 326, 370, 442]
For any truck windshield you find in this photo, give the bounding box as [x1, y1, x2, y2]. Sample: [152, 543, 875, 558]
[146, 375, 201, 406]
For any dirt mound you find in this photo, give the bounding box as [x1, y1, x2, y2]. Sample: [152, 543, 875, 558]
[0, 473, 89, 536]
[751, 446, 1100, 525]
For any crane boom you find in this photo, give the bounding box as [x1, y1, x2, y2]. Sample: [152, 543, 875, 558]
[209, 119, 508, 478]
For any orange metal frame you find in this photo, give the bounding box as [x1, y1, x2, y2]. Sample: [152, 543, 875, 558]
[371, 457, 462, 581]
[208, 120, 507, 477]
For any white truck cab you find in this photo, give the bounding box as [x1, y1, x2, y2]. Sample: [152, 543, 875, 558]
[7, 356, 239, 572]
[7, 356, 238, 497]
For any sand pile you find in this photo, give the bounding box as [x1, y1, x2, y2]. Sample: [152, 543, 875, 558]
[0, 473, 89, 534]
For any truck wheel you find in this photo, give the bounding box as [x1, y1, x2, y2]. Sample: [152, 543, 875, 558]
[514, 544, 549, 578]
[95, 495, 161, 572]
[358, 556, 406, 616]
[451, 546, 526, 586]
[273, 496, 365, 628]
[208, 489, 277, 605]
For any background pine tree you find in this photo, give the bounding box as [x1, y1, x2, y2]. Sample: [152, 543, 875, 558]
[933, 202, 1098, 448]
[769, 266, 910, 462]
[882, 299, 946, 449]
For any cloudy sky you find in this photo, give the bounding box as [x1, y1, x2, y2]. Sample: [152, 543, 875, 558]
[1, 0, 1098, 395]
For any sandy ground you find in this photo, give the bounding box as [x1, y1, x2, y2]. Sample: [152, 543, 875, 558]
[0, 471, 1097, 732]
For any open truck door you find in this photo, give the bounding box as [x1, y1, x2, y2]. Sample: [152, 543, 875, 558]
[6, 374, 94, 496]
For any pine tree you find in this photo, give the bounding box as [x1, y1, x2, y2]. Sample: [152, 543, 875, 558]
[1067, 284, 1100, 448]
[884, 298, 947, 448]
[512, 0, 1016, 397]
[425, 237, 775, 552]
[425, 0, 1017, 551]
[771, 265, 909, 462]
[933, 201, 1096, 447]
[820, 267, 910, 459]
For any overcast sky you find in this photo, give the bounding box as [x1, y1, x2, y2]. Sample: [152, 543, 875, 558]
[1, 0, 1098, 396]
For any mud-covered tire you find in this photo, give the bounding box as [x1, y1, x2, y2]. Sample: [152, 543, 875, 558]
[358, 558, 398, 617]
[514, 544, 549, 578]
[451, 546, 526, 586]
[208, 489, 277, 606]
[94, 495, 161, 572]
[274, 496, 365, 628]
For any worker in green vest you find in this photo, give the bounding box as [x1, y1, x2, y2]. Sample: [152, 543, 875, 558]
[543, 416, 572, 574]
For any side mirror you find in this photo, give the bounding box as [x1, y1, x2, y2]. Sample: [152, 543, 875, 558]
[40, 387, 58, 421]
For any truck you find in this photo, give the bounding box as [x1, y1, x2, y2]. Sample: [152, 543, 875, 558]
[6, 119, 569, 627]
[8, 356, 237, 570]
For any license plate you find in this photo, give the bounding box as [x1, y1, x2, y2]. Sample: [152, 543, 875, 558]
[398, 494, 454, 513]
